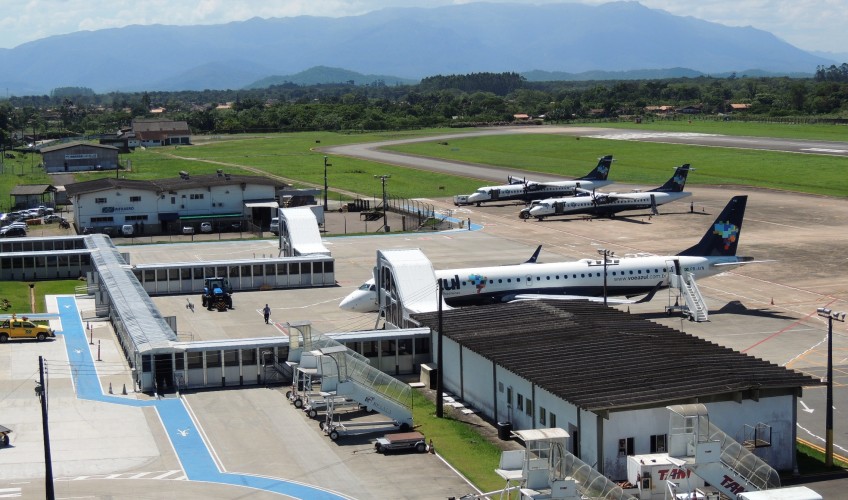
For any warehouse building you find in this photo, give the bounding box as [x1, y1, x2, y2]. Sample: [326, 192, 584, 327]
[41, 141, 119, 173]
[411, 300, 821, 481]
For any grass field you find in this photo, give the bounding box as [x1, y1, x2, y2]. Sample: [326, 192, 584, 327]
[0, 280, 79, 314]
[385, 133, 848, 197]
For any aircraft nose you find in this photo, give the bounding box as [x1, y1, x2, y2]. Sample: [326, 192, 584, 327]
[339, 290, 376, 313]
[467, 193, 483, 202]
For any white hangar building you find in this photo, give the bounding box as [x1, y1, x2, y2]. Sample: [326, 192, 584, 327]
[411, 300, 821, 482]
[64, 173, 284, 235]
[41, 141, 120, 173]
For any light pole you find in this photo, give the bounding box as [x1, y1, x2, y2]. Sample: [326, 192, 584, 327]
[817, 307, 845, 468]
[323, 156, 332, 211]
[375, 175, 390, 232]
[598, 249, 614, 306]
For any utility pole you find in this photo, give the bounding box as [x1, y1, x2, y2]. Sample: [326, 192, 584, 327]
[323, 156, 331, 211]
[36, 356, 55, 499]
[817, 307, 845, 468]
[598, 248, 614, 306]
[375, 175, 390, 232]
[436, 279, 444, 418]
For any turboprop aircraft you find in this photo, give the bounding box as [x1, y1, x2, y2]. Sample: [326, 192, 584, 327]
[520, 164, 692, 220]
[462, 155, 614, 206]
[339, 196, 752, 313]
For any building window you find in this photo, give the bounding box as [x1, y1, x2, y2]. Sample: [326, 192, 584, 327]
[517, 394, 524, 411]
[549, 412, 557, 429]
[650, 434, 667, 453]
[90, 216, 114, 223]
[618, 437, 634, 457]
[498, 382, 504, 393]
[526, 399, 532, 416]
[95, 197, 107, 203]
[190, 193, 204, 200]
[539, 407, 547, 426]
[130, 196, 141, 202]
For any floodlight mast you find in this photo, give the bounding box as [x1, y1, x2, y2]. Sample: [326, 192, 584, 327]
[598, 249, 615, 306]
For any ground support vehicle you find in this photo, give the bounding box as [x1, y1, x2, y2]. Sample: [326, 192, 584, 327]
[200, 277, 233, 311]
[374, 431, 428, 454]
[303, 391, 362, 418]
[0, 316, 55, 342]
[453, 194, 471, 206]
[0, 425, 10, 447]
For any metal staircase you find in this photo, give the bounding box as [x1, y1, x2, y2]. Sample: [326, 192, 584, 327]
[316, 345, 413, 439]
[667, 404, 780, 499]
[667, 271, 709, 322]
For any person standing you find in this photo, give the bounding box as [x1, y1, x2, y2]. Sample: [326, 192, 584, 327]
[262, 304, 271, 324]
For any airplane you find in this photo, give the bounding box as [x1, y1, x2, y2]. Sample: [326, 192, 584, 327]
[340, 196, 752, 313]
[463, 155, 614, 206]
[520, 164, 692, 220]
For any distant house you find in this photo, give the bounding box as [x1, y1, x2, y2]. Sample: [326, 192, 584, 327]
[41, 141, 120, 173]
[678, 104, 703, 114]
[645, 105, 676, 114]
[513, 113, 531, 121]
[730, 103, 751, 111]
[132, 119, 191, 147]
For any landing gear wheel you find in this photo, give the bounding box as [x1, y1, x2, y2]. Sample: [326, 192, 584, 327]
[329, 430, 340, 441]
[285, 390, 292, 399]
[319, 421, 326, 431]
[519, 211, 531, 220]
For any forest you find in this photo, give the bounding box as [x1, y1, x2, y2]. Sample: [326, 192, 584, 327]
[1, 64, 848, 146]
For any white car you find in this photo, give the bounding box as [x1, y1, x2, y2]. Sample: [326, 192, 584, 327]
[200, 222, 213, 233]
[182, 226, 195, 235]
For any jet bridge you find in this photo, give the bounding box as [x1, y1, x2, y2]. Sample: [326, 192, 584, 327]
[666, 404, 781, 499]
[375, 248, 450, 329]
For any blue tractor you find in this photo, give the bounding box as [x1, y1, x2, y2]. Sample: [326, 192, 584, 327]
[201, 277, 233, 311]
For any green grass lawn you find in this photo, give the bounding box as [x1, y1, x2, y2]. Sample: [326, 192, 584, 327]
[385, 133, 848, 197]
[0, 280, 79, 314]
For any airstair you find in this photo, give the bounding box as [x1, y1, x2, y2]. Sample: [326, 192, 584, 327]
[666, 404, 781, 499]
[262, 350, 293, 385]
[315, 345, 413, 440]
[666, 261, 709, 322]
[489, 428, 635, 500]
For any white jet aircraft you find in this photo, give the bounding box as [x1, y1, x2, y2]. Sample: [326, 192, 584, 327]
[340, 196, 752, 313]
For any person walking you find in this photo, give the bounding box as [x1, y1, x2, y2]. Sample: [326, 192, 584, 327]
[262, 304, 271, 324]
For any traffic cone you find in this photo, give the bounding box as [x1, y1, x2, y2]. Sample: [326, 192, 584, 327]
[108, 382, 113, 394]
[770, 297, 774, 305]
[122, 384, 127, 395]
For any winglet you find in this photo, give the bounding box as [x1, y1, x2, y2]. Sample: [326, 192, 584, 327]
[678, 196, 748, 257]
[577, 155, 614, 181]
[525, 245, 543, 264]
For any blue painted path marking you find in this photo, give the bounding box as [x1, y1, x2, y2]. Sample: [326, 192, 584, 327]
[55, 296, 351, 499]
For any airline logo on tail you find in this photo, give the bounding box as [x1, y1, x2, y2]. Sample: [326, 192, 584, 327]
[713, 221, 739, 250]
[596, 164, 610, 177]
[672, 171, 686, 186]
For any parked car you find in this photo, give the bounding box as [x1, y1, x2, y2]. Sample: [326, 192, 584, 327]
[121, 224, 134, 236]
[200, 222, 213, 233]
[269, 217, 279, 235]
[182, 226, 195, 235]
[43, 214, 61, 223]
[0, 227, 27, 237]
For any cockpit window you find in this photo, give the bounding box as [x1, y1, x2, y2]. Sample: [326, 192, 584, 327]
[359, 282, 373, 291]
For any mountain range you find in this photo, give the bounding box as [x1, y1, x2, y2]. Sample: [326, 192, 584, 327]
[0, 1, 839, 96]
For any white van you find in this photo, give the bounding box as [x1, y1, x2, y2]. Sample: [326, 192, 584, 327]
[121, 224, 134, 236]
[270, 217, 279, 235]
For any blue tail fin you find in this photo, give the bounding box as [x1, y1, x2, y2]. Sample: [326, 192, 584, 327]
[678, 196, 747, 257]
[649, 164, 691, 192]
[577, 155, 613, 181]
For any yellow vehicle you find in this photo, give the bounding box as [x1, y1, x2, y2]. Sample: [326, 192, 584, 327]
[0, 315, 55, 342]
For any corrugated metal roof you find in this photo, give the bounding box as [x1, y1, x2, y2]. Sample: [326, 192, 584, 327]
[64, 174, 283, 197]
[411, 300, 822, 413]
[86, 234, 177, 353]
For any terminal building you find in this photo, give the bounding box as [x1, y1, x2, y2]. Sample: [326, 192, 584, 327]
[64, 173, 283, 235]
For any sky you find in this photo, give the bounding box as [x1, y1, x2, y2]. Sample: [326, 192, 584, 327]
[1, 0, 846, 55]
